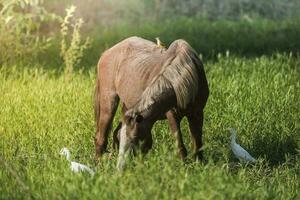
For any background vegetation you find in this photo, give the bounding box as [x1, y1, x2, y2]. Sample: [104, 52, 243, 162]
[0, 0, 299, 199]
[1, 0, 300, 67]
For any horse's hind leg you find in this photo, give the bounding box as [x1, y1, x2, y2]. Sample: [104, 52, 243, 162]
[112, 122, 122, 151]
[166, 111, 187, 160]
[95, 94, 119, 158]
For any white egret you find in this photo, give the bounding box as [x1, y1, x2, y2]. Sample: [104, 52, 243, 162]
[229, 128, 256, 163]
[60, 148, 95, 176]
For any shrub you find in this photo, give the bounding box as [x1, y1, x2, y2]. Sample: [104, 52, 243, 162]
[0, 0, 59, 65]
[60, 5, 91, 77]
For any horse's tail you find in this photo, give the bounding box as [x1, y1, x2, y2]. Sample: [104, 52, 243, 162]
[94, 63, 101, 131]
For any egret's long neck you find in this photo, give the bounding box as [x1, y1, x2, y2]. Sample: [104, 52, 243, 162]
[231, 133, 236, 145]
[65, 152, 71, 161]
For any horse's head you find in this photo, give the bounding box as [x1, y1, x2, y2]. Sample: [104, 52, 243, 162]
[117, 109, 147, 171]
[123, 110, 144, 143]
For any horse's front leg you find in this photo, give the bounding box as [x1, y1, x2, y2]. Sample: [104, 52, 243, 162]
[112, 122, 122, 151]
[166, 111, 187, 160]
[112, 104, 128, 151]
[187, 110, 204, 161]
[140, 131, 153, 154]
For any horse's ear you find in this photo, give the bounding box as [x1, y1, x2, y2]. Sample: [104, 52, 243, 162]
[123, 112, 132, 125]
[124, 109, 135, 124]
[124, 110, 143, 124]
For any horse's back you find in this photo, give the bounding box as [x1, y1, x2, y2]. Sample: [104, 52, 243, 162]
[106, 37, 167, 108]
[105, 36, 157, 55]
[96, 36, 208, 111]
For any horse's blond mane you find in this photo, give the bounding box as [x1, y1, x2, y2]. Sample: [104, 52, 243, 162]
[133, 39, 200, 113]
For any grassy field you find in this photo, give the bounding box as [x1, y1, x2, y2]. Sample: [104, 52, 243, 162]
[0, 54, 299, 199]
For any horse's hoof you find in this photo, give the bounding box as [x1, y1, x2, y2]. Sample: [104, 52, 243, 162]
[179, 147, 188, 160]
[193, 151, 204, 162]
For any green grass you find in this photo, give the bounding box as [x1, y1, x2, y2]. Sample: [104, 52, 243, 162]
[0, 54, 300, 199]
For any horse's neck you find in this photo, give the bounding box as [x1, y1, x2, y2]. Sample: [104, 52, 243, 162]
[136, 87, 177, 121]
[133, 73, 172, 112]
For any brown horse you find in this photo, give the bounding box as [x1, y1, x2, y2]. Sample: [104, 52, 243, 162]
[94, 36, 209, 169]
